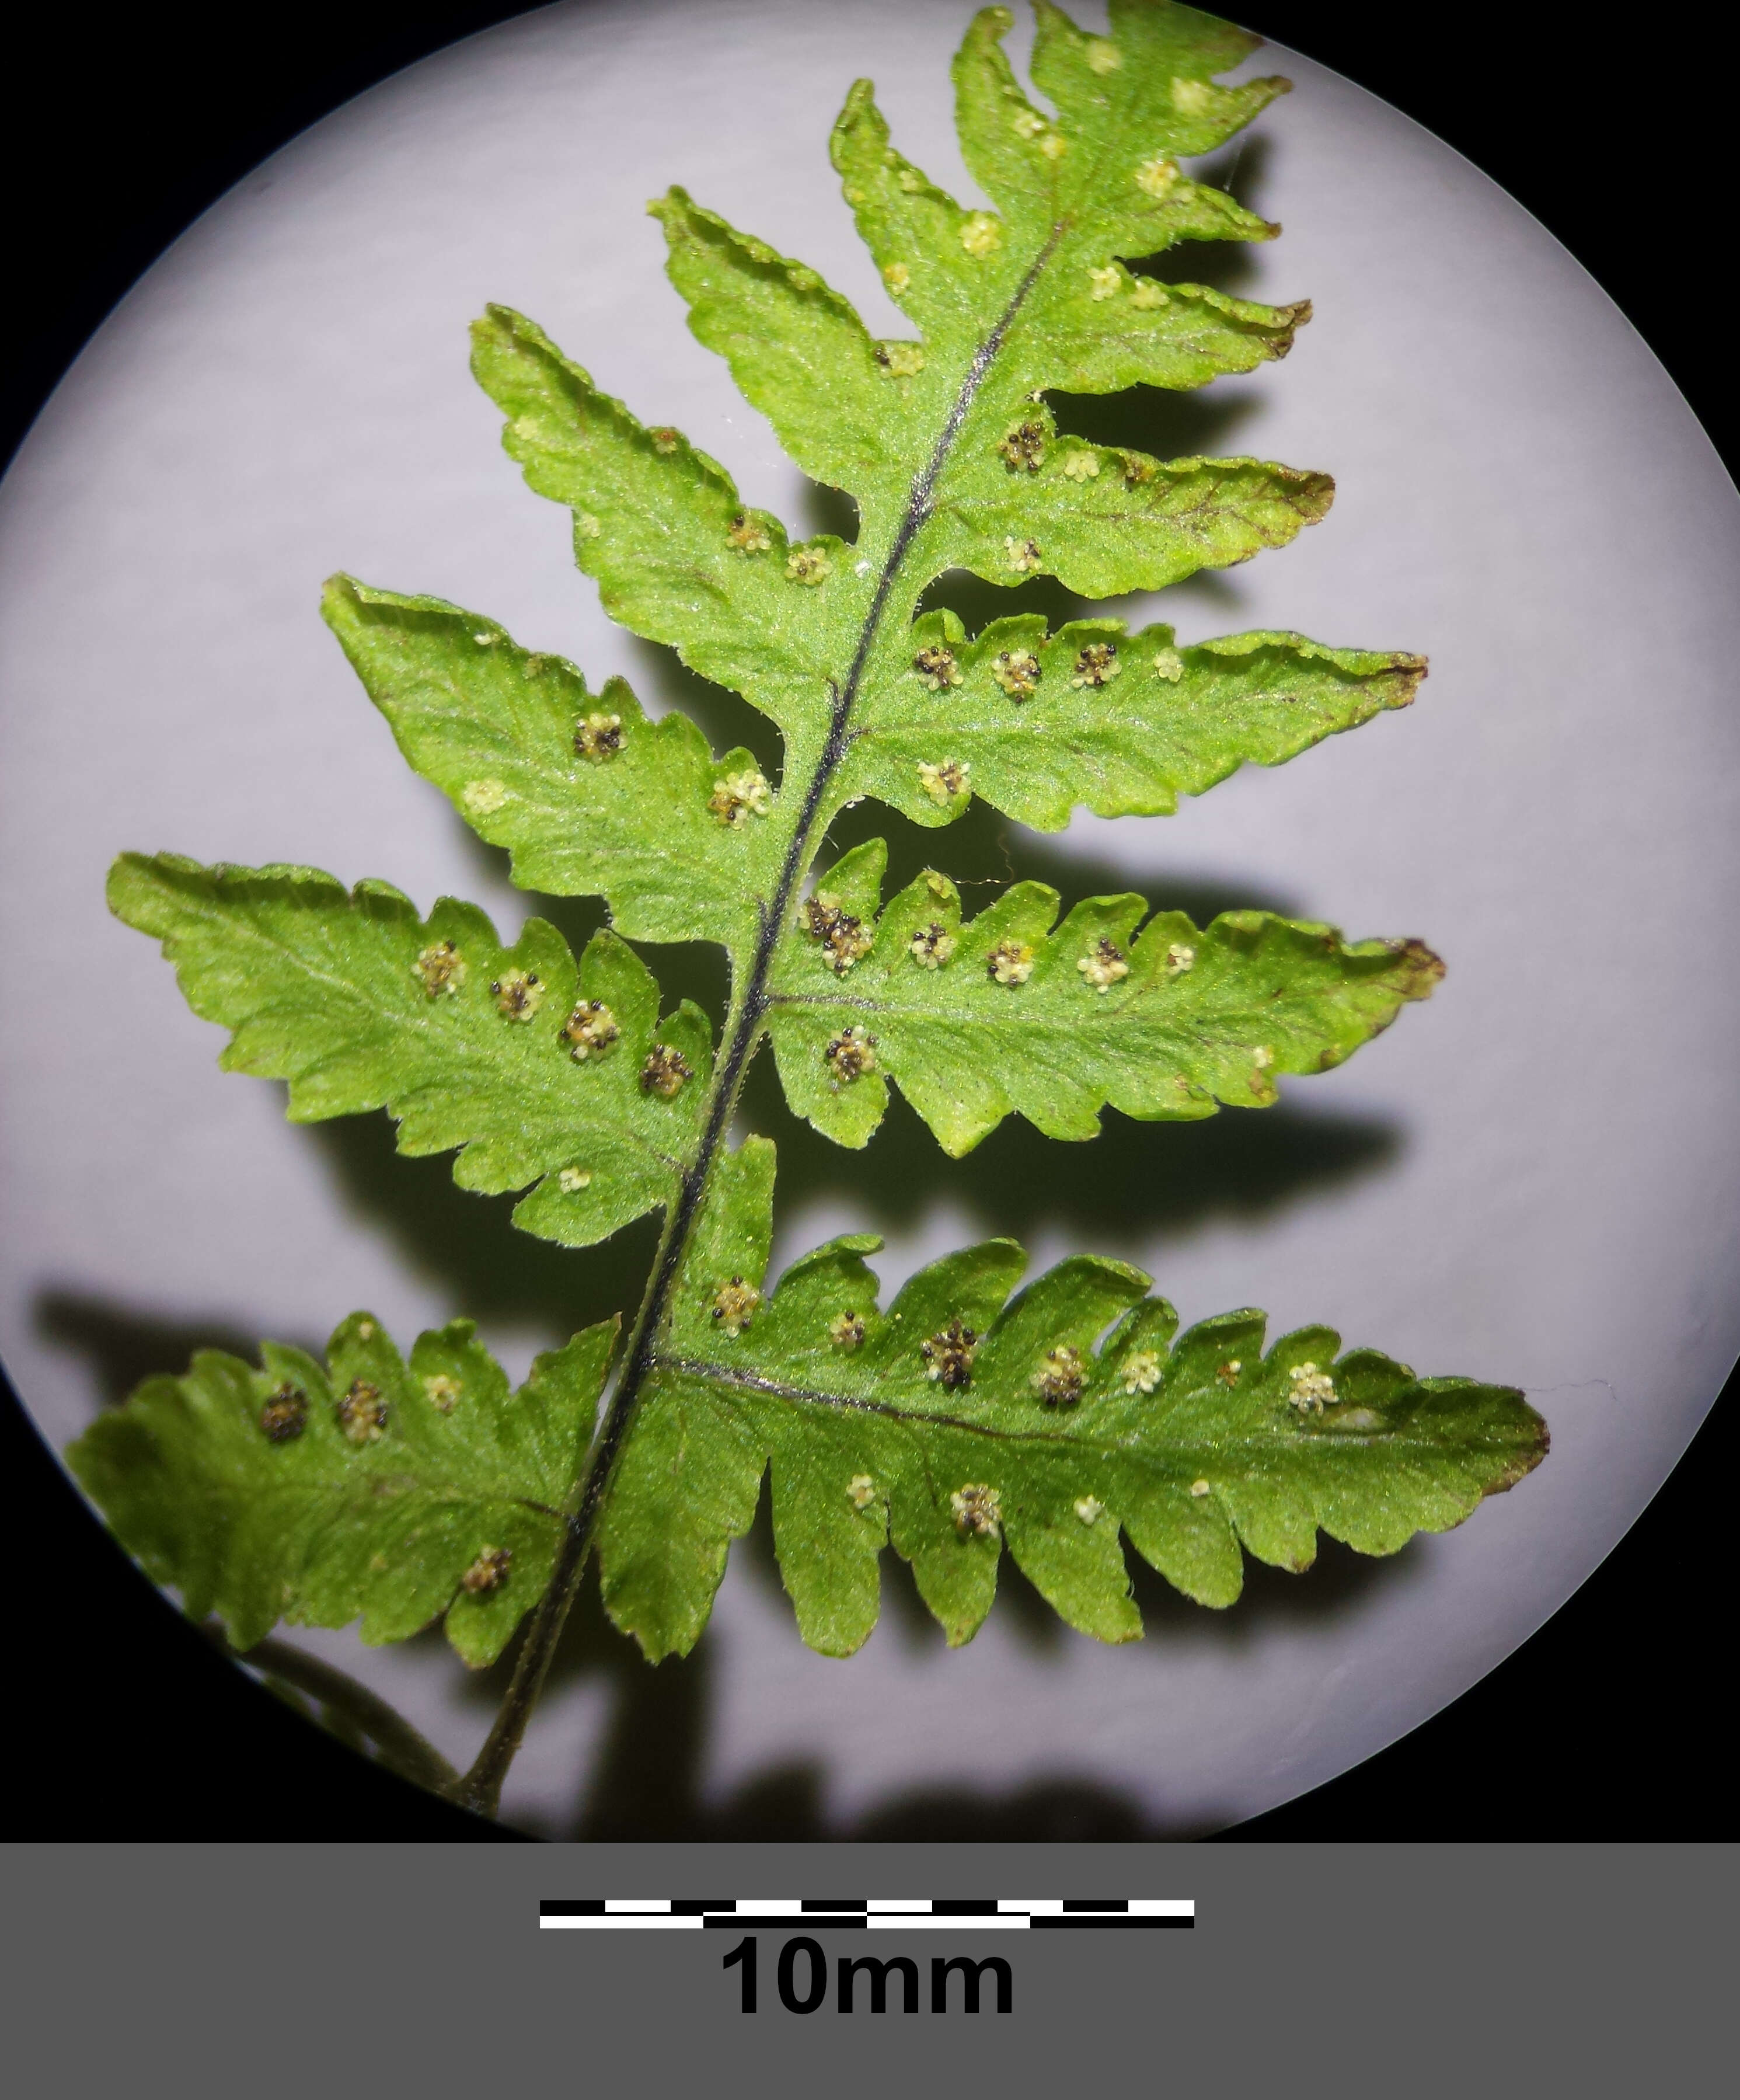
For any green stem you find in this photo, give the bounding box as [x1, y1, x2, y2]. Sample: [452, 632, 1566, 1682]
[457, 218, 1070, 1820]
[207, 1621, 461, 1796]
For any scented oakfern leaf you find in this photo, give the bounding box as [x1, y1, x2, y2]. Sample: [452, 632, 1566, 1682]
[841, 616, 1425, 830]
[67, 1317, 612, 1666]
[108, 854, 715, 1249]
[598, 1144, 1546, 1658]
[469, 304, 845, 749]
[323, 576, 777, 960]
[83, 2, 1537, 1819]
[766, 837, 1442, 1153]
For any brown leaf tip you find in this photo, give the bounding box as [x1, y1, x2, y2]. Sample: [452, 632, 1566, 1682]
[1389, 939, 1446, 999]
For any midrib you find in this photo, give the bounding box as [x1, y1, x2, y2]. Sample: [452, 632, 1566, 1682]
[659, 1353, 1452, 1462]
[457, 208, 1079, 1811]
[574, 211, 1079, 1507]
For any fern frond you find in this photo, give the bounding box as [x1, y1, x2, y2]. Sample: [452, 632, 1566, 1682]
[86, 3, 1531, 1804]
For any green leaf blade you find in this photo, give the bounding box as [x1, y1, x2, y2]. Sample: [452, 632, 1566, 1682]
[596, 1156, 1547, 1659]
[951, 6, 1072, 234]
[1021, 272, 1310, 396]
[928, 426, 1335, 600]
[843, 616, 1424, 830]
[652, 186, 930, 510]
[322, 576, 771, 957]
[471, 304, 842, 737]
[829, 80, 998, 338]
[594, 1363, 765, 1666]
[1027, 2, 1289, 253]
[109, 854, 713, 1245]
[68, 1315, 613, 1667]
[766, 854, 1443, 1155]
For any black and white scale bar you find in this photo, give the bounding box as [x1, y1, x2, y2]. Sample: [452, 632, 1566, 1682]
[539, 1899, 1192, 1931]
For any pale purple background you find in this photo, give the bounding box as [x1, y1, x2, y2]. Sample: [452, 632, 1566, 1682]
[3, 0, 1736, 1833]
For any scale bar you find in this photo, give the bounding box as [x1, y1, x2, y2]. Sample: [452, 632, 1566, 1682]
[539, 1898, 1193, 1932]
